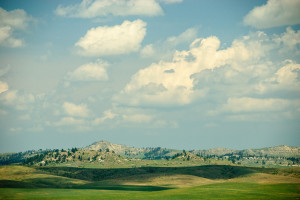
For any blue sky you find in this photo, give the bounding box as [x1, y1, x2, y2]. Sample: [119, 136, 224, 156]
[0, 0, 300, 153]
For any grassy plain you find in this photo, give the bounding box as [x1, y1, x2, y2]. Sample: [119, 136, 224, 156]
[0, 162, 299, 199]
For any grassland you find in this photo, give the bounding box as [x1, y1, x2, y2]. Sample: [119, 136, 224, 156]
[0, 162, 299, 200]
[1, 182, 299, 200]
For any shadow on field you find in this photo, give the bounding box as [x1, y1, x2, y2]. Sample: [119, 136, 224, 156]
[0, 180, 34, 188]
[0, 179, 170, 191]
[39, 165, 263, 181]
[77, 185, 172, 191]
[0, 165, 272, 191]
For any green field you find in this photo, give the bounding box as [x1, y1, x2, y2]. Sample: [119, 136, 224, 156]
[1, 183, 299, 200]
[0, 164, 299, 199]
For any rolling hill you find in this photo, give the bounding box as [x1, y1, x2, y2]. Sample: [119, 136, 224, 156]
[0, 141, 299, 199]
[0, 140, 299, 167]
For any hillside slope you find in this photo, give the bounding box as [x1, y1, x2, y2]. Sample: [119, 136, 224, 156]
[1, 141, 299, 167]
[82, 140, 144, 157]
[192, 145, 300, 158]
[83, 140, 180, 159]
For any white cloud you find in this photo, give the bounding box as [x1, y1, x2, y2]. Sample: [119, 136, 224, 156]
[114, 26, 300, 124]
[207, 97, 300, 121]
[140, 27, 197, 59]
[0, 67, 9, 94]
[221, 98, 294, 113]
[113, 61, 199, 106]
[140, 44, 155, 58]
[167, 28, 198, 46]
[1, 90, 17, 103]
[225, 113, 277, 122]
[63, 102, 89, 117]
[262, 61, 300, 93]
[68, 60, 109, 81]
[97, 106, 175, 127]
[158, 0, 183, 4]
[275, 27, 300, 50]
[273, 62, 300, 86]
[244, 0, 300, 28]
[0, 81, 8, 94]
[75, 19, 146, 56]
[55, 0, 163, 18]
[0, 7, 33, 47]
[92, 110, 116, 125]
[0, 26, 23, 47]
[0, 7, 31, 29]
[0, 90, 35, 110]
[115, 32, 268, 106]
[52, 117, 91, 132]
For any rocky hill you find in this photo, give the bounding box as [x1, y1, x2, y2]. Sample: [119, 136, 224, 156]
[82, 140, 145, 157]
[248, 145, 300, 157]
[191, 145, 300, 158]
[23, 148, 129, 167]
[0, 141, 299, 167]
[82, 140, 180, 159]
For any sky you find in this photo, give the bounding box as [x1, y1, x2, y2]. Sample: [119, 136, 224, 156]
[0, 0, 300, 153]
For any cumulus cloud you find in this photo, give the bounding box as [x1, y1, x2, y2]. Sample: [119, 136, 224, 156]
[114, 27, 300, 123]
[261, 61, 300, 94]
[0, 7, 33, 47]
[55, 0, 163, 18]
[0, 67, 9, 94]
[1, 90, 17, 103]
[221, 98, 294, 113]
[50, 115, 92, 131]
[140, 44, 155, 58]
[167, 28, 198, 46]
[0, 81, 8, 94]
[75, 19, 146, 56]
[0, 26, 23, 47]
[273, 62, 300, 86]
[93, 105, 175, 128]
[0, 90, 35, 110]
[115, 31, 269, 106]
[140, 27, 197, 59]
[68, 60, 109, 81]
[213, 97, 300, 121]
[274, 27, 300, 50]
[48, 108, 116, 131]
[244, 0, 300, 28]
[63, 102, 89, 117]
[92, 110, 116, 125]
[52, 117, 91, 132]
